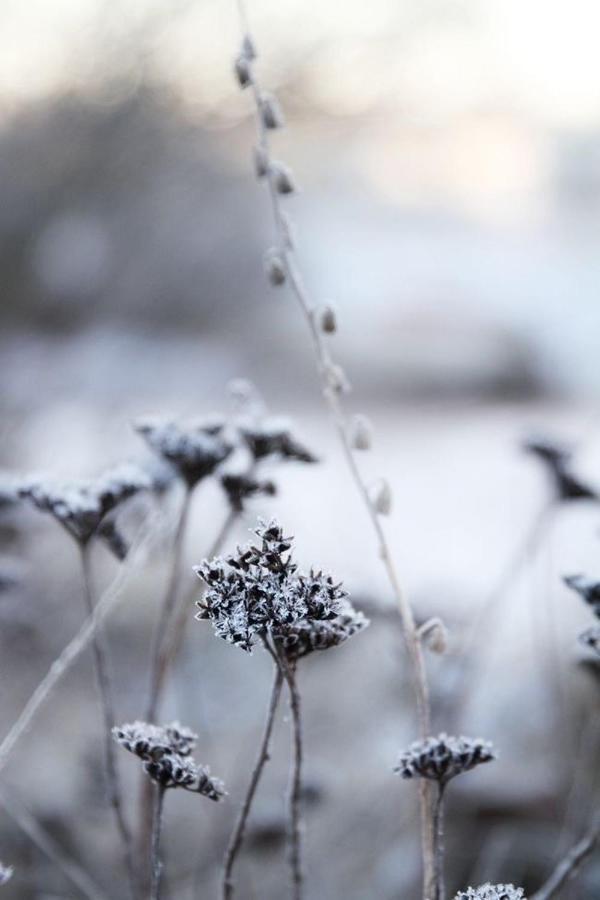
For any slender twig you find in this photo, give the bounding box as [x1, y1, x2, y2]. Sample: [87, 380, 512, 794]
[233, 4, 434, 894]
[146, 487, 193, 723]
[531, 816, 600, 900]
[150, 785, 167, 900]
[0, 781, 109, 900]
[80, 544, 138, 900]
[0, 518, 156, 777]
[432, 783, 446, 900]
[223, 664, 284, 900]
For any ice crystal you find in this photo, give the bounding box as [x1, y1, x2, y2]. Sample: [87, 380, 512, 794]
[454, 885, 525, 900]
[194, 519, 365, 655]
[395, 734, 496, 784]
[135, 419, 232, 487]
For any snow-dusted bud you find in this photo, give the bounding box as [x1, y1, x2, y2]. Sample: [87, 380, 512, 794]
[253, 145, 269, 178]
[260, 93, 284, 130]
[234, 54, 252, 88]
[270, 161, 296, 195]
[316, 304, 337, 334]
[418, 617, 448, 655]
[324, 362, 350, 395]
[350, 414, 373, 451]
[369, 479, 392, 516]
[264, 249, 286, 286]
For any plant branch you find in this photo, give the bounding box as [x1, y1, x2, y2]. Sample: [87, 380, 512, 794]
[531, 816, 600, 900]
[223, 663, 284, 900]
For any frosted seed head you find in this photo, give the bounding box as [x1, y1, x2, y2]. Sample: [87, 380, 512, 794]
[369, 479, 392, 516]
[350, 414, 373, 451]
[395, 734, 496, 784]
[454, 885, 525, 900]
[264, 249, 286, 286]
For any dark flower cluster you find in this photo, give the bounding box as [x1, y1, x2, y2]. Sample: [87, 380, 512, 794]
[220, 470, 276, 513]
[195, 519, 366, 655]
[454, 886, 525, 900]
[523, 438, 597, 502]
[135, 419, 233, 488]
[18, 462, 153, 554]
[395, 734, 496, 784]
[112, 721, 225, 799]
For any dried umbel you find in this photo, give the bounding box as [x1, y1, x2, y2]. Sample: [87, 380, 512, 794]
[220, 471, 277, 512]
[237, 417, 317, 464]
[0, 863, 12, 886]
[395, 734, 496, 784]
[113, 721, 225, 799]
[523, 438, 597, 502]
[454, 885, 525, 900]
[564, 574, 600, 618]
[135, 419, 232, 488]
[275, 600, 369, 660]
[18, 462, 152, 552]
[194, 519, 361, 653]
[579, 625, 600, 656]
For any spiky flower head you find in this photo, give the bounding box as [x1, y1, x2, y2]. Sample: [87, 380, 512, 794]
[0, 863, 12, 886]
[395, 734, 496, 784]
[194, 519, 366, 655]
[454, 885, 525, 900]
[135, 418, 232, 488]
[523, 437, 597, 502]
[275, 600, 369, 660]
[564, 574, 600, 618]
[237, 416, 317, 464]
[18, 462, 152, 553]
[112, 720, 225, 799]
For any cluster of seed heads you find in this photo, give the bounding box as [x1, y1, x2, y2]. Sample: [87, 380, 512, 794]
[454, 885, 525, 900]
[195, 519, 367, 655]
[112, 721, 225, 799]
[395, 734, 496, 784]
[524, 438, 597, 502]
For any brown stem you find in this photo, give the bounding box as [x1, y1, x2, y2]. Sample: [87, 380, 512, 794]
[222, 664, 284, 900]
[79, 544, 138, 900]
[150, 784, 167, 900]
[432, 782, 446, 900]
[531, 816, 600, 900]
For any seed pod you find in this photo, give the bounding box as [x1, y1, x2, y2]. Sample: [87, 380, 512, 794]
[261, 93, 284, 129]
[253, 146, 269, 178]
[271, 161, 296, 195]
[370, 478, 392, 516]
[234, 54, 252, 89]
[350, 414, 372, 451]
[417, 617, 448, 655]
[264, 249, 286, 286]
[317, 304, 337, 334]
[324, 362, 351, 395]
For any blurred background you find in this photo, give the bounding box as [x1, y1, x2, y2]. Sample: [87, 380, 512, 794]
[1, 0, 600, 897]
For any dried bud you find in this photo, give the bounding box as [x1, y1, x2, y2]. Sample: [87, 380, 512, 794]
[418, 617, 448, 654]
[234, 54, 252, 89]
[369, 479, 392, 516]
[317, 305, 337, 334]
[253, 145, 269, 178]
[324, 362, 351, 395]
[270, 161, 296, 195]
[350, 414, 373, 451]
[264, 249, 286, 286]
[260, 93, 284, 130]
[241, 35, 257, 61]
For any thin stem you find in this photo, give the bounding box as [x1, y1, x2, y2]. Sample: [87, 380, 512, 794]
[233, 5, 435, 893]
[530, 816, 600, 900]
[146, 487, 193, 723]
[0, 781, 109, 900]
[432, 782, 446, 900]
[222, 664, 284, 900]
[150, 785, 167, 900]
[0, 518, 155, 777]
[80, 544, 138, 900]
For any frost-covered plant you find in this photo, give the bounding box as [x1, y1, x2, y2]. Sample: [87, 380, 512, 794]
[454, 886, 525, 900]
[114, 720, 224, 900]
[135, 418, 233, 489]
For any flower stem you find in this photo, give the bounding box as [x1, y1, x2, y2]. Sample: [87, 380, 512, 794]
[432, 783, 447, 900]
[79, 543, 138, 900]
[223, 663, 284, 900]
[150, 785, 166, 900]
[531, 815, 600, 900]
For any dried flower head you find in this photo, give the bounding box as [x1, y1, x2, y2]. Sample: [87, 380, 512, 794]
[264, 248, 286, 286]
[194, 519, 362, 655]
[237, 416, 317, 464]
[18, 462, 152, 551]
[579, 625, 600, 656]
[564, 574, 600, 618]
[0, 863, 12, 886]
[220, 471, 277, 512]
[395, 734, 496, 784]
[454, 885, 525, 900]
[523, 438, 597, 502]
[135, 419, 232, 488]
[113, 721, 225, 799]
[260, 93, 284, 129]
[275, 600, 369, 660]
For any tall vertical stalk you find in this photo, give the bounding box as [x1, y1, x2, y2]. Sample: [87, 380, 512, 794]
[150, 785, 167, 900]
[79, 543, 138, 900]
[432, 783, 447, 900]
[232, 2, 434, 893]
